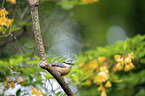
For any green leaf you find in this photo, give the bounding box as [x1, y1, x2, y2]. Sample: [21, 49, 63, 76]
[47, 56, 57, 63]
[9, 55, 23, 65]
[135, 88, 145, 96]
[11, 25, 21, 32]
[59, 0, 74, 10]
[9, 58, 15, 65]
[140, 58, 145, 64]
[23, 57, 30, 61]
[45, 73, 53, 79]
[0, 59, 8, 65]
[56, 91, 62, 96]
[57, 57, 67, 63]
[81, 70, 94, 82]
[23, 52, 33, 57]
[26, 60, 39, 64]
[16, 89, 21, 96]
[34, 55, 40, 61]
[0, 65, 9, 72]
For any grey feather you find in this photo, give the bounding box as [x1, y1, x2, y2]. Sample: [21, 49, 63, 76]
[63, 62, 74, 65]
[51, 63, 66, 68]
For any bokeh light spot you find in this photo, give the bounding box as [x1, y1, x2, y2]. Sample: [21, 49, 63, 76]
[106, 25, 127, 45]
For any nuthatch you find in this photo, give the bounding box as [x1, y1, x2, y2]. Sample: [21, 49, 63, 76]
[50, 62, 74, 76]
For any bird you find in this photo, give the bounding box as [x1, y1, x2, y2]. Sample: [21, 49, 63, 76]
[50, 62, 74, 76]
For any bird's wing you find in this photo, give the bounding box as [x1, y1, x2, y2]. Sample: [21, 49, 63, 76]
[63, 62, 74, 65]
[51, 63, 66, 68]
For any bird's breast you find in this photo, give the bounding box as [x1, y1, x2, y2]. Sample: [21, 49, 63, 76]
[53, 66, 71, 76]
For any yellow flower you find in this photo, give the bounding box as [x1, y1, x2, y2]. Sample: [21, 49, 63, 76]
[8, 19, 13, 24]
[32, 87, 42, 96]
[80, 62, 85, 67]
[86, 79, 92, 86]
[6, 19, 13, 28]
[0, 9, 13, 29]
[6, 0, 16, 4]
[93, 0, 99, 2]
[97, 83, 103, 91]
[0, 8, 8, 16]
[124, 57, 131, 64]
[81, 0, 99, 3]
[36, 91, 42, 96]
[11, 0, 16, 4]
[119, 58, 124, 64]
[0, 17, 7, 26]
[105, 81, 112, 87]
[89, 59, 98, 69]
[83, 65, 89, 72]
[98, 57, 106, 62]
[81, 0, 92, 3]
[32, 87, 38, 94]
[94, 71, 109, 84]
[128, 62, 135, 69]
[100, 66, 109, 73]
[0, 17, 13, 28]
[101, 89, 107, 96]
[114, 55, 121, 62]
[10, 81, 15, 88]
[128, 52, 134, 59]
[124, 64, 130, 71]
[116, 63, 123, 70]
[114, 55, 124, 64]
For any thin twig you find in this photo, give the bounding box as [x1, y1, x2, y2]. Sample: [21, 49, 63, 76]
[20, 6, 29, 20]
[1, 0, 5, 8]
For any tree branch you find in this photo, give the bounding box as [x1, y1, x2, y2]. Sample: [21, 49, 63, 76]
[27, 0, 76, 95]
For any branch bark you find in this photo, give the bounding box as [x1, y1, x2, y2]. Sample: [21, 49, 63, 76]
[27, 0, 76, 96]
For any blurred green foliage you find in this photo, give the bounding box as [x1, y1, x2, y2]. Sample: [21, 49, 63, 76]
[66, 35, 145, 96]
